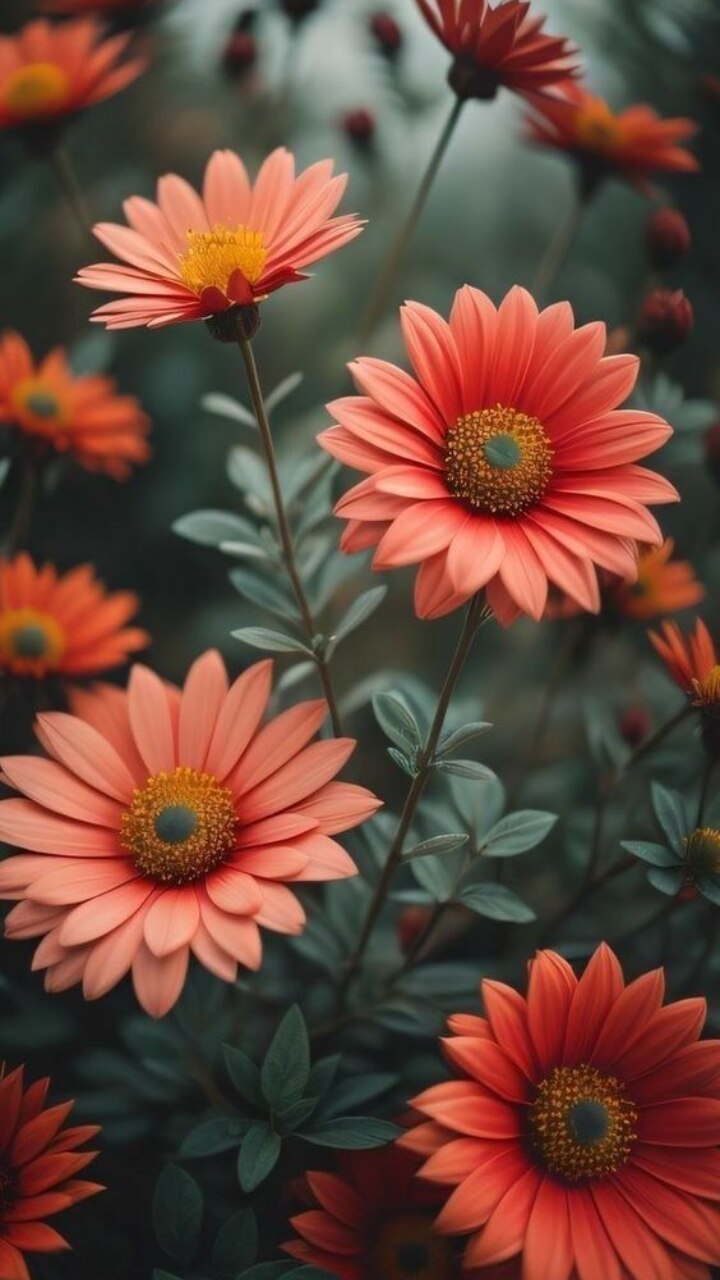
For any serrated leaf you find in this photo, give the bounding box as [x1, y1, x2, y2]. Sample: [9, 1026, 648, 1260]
[651, 783, 687, 854]
[223, 1045, 264, 1109]
[173, 510, 259, 548]
[302, 1117, 401, 1149]
[237, 1124, 281, 1193]
[403, 833, 469, 861]
[233, 627, 312, 655]
[482, 811, 557, 857]
[436, 721, 492, 758]
[202, 391, 257, 427]
[152, 1165, 203, 1265]
[620, 840, 679, 868]
[261, 1005, 310, 1109]
[373, 692, 422, 750]
[329, 587, 388, 650]
[212, 1207, 258, 1274]
[458, 883, 535, 922]
[434, 759, 496, 781]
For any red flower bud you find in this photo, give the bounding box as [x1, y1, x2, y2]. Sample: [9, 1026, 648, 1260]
[638, 289, 694, 355]
[397, 905, 433, 954]
[370, 11, 403, 59]
[619, 707, 651, 749]
[343, 107, 376, 150]
[222, 30, 258, 78]
[280, 0, 320, 22]
[646, 207, 691, 269]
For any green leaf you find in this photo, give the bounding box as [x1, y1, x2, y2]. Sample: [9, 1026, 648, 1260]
[152, 1164, 203, 1265]
[237, 1124, 282, 1193]
[646, 866, 684, 897]
[436, 721, 492, 758]
[482, 811, 557, 857]
[330, 587, 388, 649]
[372, 692, 422, 750]
[308, 1054, 341, 1098]
[266, 370, 303, 413]
[434, 759, 496, 781]
[173, 510, 259, 548]
[411, 852, 458, 901]
[651, 783, 687, 854]
[302, 1117, 401, 1149]
[233, 627, 312, 655]
[275, 1096, 320, 1133]
[229, 567, 298, 620]
[223, 1045, 265, 1109]
[621, 840, 679, 868]
[202, 391, 257, 427]
[261, 1005, 310, 1109]
[403, 833, 469, 861]
[321, 1073, 398, 1119]
[212, 1207, 258, 1274]
[227, 446, 272, 503]
[459, 883, 536, 923]
[387, 747, 417, 777]
[179, 1116, 245, 1158]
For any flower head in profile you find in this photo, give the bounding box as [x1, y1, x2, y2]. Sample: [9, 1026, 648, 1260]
[75, 148, 363, 335]
[0, 554, 148, 681]
[0, 1064, 102, 1280]
[0, 651, 380, 1017]
[320, 285, 677, 624]
[649, 618, 720, 756]
[404, 944, 720, 1278]
[610, 539, 704, 621]
[0, 18, 145, 143]
[0, 331, 150, 479]
[526, 83, 699, 195]
[416, 0, 579, 103]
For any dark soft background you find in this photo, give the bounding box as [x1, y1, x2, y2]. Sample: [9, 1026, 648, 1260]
[2, 0, 720, 1276]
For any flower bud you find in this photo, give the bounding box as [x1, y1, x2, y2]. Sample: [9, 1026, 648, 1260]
[619, 706, 651, 749]
[646, 208, 691, 270]
[280, 0, 320, 23]
[637, 289, 694, 355]
[342, 107, 376, 151]
[222, 13, 258, 80]
[397, 905, 433, 954]
[370, 11, 403, 60]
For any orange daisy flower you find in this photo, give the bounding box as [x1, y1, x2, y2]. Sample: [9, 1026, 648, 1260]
[0, 651, 380, 1017]
[526, 83, 699, 194]
[649, 617, 719, 705]
[0, 330, 150, 479]
[75, 148, 364, 333]
[404, 944, 720, 1278]
[284, 1142, 516, 1280]
[0, 554, 148, 680]
[416, 0, 578, 102]
[320, 285, 677, 624]
[42, 0, 164, 15]
[0, 18, 145, 139]
[0, 1064, 102, 1280]
[611, 539, 704, 621]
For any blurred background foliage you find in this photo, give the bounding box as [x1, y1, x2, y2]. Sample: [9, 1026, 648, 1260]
[2, 0, 720, 1276]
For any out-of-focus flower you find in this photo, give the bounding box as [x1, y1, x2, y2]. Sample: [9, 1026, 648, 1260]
[321, 285, 677, 624]
[0, 1064, 103, 1280]
[527, 84, 699, 195]
[0, 554, 147, 681]
[76, 148, 363, 336]
[638, 288, 694, 356]
[610, 539, 704, 621]
[619, 705, 651, 749]
[404, 944, 720, 1277]
[370, 10, 403, 61]
[0, 651, 380, 1017]
[647, 207, 692, 270]
[222, 11, 258, 80]
[416, 0, 578, 102]
[343, 107, 376, 151]
[397, 903, 433, 953]
[0, 330, 150, 480]
[0, 18, 145, 144]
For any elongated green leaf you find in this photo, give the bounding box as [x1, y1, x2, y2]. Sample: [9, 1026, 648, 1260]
[482, 811, 557, 857]
[261, 1005, 310, 1109]
[237, 1124, 281, 1193]
[212, 1207, 258, 1274]
[302, 1117, 400, 1148]
[403, 833, 469, 861]
[223, 1044, 265, 1109]
[266, 370, 303, 413]
[436, 721, 492, 758]
[202, 391, 257, 427]
[651, 783, 687, 854]
[173, 510, 259, 548]
[229, 567, 298, 619]
[330, 587, 388, 648]
[233, 627, 312, 655]
[152, 1165, 203, 1264]
[434, 759, 496, 781]
[459, 883, 536, 922]
[621, 840, 679, 867]
[179, 1116, 246, 1158]
[372, 692, 422, 749]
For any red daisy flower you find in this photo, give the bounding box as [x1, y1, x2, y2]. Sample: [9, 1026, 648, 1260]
[403, 944, 720, 1278]
[416, 0, 579, 102]
[649, 618, 719, 704]
[0, 1065, 102, 1280]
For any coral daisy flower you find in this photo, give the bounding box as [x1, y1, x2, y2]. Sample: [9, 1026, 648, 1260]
[0, 554, 148, 681]
[649, 617, 718, 702]
[0, 331, 149, 480]
[284, 1142, 516, 1279]
[403, 944, 720, 1278]
[0, 651, 380, 1017]
[415, 0, 579, 102]
[0, 1064, 102, 1280]
[526, 84, 699, 195]
[610, 539, 704, 622]
[75, 148, 363, 333]
[320, 285, 677, 623]
[0, 18, 145, 143]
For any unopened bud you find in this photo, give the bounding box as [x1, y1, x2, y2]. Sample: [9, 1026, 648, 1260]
[637, 289, 694, 355]
[370, 11, 403, 60]
[646, 207, 691, 270]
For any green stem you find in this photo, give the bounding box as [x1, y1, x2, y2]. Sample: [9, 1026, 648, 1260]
[5, 450, 38, 555]
[237, 338, 344, 737]
[338, 594, 488, 1004]
[358, 97, 465, 343]
[531, 193, 586, 303]
[49, 147, 93, 243]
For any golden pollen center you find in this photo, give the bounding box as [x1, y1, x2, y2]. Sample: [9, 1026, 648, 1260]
[0, 608, 66, 677]
[575, 105, 623, 154]
[684, 827, 720, 878]
[444, 405, 553, 516]
[4, 63, 71, 120]
[693, 664, 720, 707]
[178, 225, 268, 295]
[529, 1064, 637, 1182]
[369, 1212, 454, 1280]
[120, 766, 237, 886]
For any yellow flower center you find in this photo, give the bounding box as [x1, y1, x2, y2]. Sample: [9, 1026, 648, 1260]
[178, 225, 268, 296]
[693, 664, 720, 708]
[0, 609, 67, 677]
[120, 766, 237, 886]
[369, 1212, 454, 1280]
[684, 827, 720, 877]
[574, 103, 623, 155]
[529, 1064, 637, 1182]
[3, 63, 72, 121]
[444, 405, 554, 516]
[10, 378, 69, 437]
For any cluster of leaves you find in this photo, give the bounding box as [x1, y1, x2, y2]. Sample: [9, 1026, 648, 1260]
[623, 780, 720, 904]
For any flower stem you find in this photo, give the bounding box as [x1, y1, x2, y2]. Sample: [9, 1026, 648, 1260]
[531, 192, 586, 303]
[237, 337, 344, 737]
[49, 147, 94, 243]
[6, 449, 39, 555]
[338, 594, 488, 1003]
[358, 97, 465, 343]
